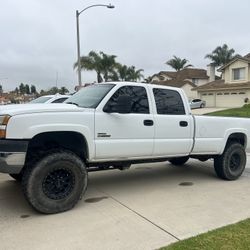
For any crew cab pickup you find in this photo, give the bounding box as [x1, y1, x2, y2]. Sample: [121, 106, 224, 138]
[0, 82, 249, 213]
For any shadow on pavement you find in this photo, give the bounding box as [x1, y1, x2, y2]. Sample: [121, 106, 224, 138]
[0, 161, 230, 216]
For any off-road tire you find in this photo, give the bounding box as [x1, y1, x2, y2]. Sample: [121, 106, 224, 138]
[22, 150, 88, 214]
[9, 173, 23, 182]
[214, 143, 246, 180]
[168, 156, 189, 166]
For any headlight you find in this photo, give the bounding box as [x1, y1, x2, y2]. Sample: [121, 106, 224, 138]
[0, 115, 11, 138]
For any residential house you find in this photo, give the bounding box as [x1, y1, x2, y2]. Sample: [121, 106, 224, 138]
[193, 54, 250, 107]
[151, 68, 212, 99]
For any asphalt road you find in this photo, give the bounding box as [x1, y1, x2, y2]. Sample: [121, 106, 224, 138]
[0, 157, 250, 250]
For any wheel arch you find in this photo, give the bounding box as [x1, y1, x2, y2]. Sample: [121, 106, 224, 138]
[223, 132, 247, 153]
[25, 131, 89, 164]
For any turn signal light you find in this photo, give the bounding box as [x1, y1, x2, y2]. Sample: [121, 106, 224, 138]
[0, 129, 6, 139]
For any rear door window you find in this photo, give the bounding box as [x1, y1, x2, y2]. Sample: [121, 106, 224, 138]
[153, 88, 185, 115]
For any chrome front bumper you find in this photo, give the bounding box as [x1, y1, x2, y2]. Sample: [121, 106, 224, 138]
[0, 140, 29, 174]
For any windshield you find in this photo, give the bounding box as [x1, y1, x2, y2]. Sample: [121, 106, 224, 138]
[30, 96, 52, 103]
[66, 84, 115, 108]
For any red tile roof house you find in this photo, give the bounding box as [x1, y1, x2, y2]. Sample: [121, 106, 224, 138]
[193, 54, 250, 107]
[150, 66, 215, 99]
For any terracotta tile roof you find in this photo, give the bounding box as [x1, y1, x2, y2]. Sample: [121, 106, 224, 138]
[193, 80, 250, 91]
[244, 53, 250, 59]
[152, 79, 196, 88]
[152, 71, 177, 79]
[176, 68, 209, 80]
[152, 68, 208, 81]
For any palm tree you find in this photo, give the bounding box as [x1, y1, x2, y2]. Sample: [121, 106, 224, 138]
[108, 64, 144, 82]
[116, 64, 129, 81]
[74, 51, 117, 83]
[166, 56, 193, 71]
[205, 44, 236, 67]
[99, 52, 117, 82]
[143, 76, 153, 83]
[126, 66, 144, 82]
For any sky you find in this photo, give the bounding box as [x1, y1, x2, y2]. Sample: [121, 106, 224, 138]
[0, 0, 250, 92]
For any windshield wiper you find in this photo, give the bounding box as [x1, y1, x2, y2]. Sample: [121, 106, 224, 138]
[66, 102, 79, 106]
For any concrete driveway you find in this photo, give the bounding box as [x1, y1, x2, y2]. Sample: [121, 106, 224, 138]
[0, 157, 250, 250]
[191, 107, 229, 115]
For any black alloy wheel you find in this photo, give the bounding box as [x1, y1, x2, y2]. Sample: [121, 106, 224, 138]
[42, 168, 75, 200]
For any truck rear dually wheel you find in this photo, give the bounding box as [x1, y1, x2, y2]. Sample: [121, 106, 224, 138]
[214, 143, 246, 180]
[22, 150, 88, 214]
[168, 156, 189, 166]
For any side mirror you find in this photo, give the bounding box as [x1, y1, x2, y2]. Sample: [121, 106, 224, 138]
[104, 95, 132, 114]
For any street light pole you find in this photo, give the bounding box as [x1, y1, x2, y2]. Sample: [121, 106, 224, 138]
[76, 10, 82, 86]
[76, 4, 115, 87]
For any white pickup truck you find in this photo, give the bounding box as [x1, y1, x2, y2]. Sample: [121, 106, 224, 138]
[0, 82, 249, 213]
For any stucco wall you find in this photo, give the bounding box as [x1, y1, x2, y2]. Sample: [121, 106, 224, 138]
[224, 60, 249, 83]
[196, 78, 208, 86]
[182, 84, 197, 99]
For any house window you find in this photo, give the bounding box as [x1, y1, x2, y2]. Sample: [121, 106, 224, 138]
[208, 93, 213, 96]
[192, 78, 198, 84]
[217, 93, 222, 95]
[232, 68, 245, 80]
[239, 92, 246, 95]
[231, 93, 237, 95]
[224, 93, 230, 95]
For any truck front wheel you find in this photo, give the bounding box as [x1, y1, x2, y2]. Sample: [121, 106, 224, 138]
[22, 150, 88, 214]
[168, 156, 189, 166]
[214, 143, 246, 180]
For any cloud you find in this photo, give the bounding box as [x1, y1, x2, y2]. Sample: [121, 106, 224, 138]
[0, 0, 250, 91]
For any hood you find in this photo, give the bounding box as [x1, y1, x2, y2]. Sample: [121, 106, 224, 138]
[0, 103, 83, 116]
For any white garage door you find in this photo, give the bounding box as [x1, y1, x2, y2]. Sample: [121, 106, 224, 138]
[215, 92, 247, 107]
[201, 93, 215, 107]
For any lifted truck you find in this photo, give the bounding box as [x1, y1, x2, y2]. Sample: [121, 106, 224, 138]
[0, 82, 249, 213]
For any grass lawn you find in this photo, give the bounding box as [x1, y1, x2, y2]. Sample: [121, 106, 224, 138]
[206, 105, 250, 118]
[161, 219, 250, 250]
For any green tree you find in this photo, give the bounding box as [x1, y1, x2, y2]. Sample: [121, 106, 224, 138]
[166, 56, 193, 71]
[59, 87, 69, 95]
[15, 87, 19, 94]
[74, 51, 117, 83]
[19, 83, 25, 95]
[109, 64, 144, 82]
[205, 44, 236, 67]
[143, 76, 153, 83]
[115, 64, 129, 81]
[0, 85, 3, 96]
[99, 52, 117, 82]
[48, 87, 59, 95]
[126, 66, 144, 81]
[25, 84, 30, 94]
[31, 85, 37, 94]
